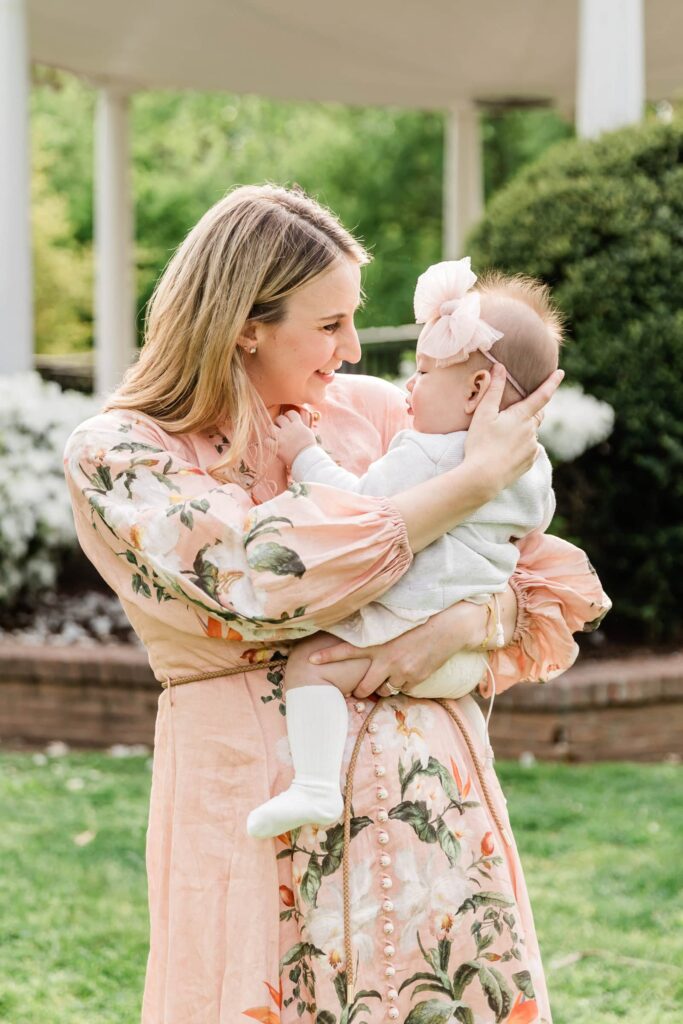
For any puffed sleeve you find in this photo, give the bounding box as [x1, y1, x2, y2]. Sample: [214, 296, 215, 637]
[483, 530, 612, 696]
[63, 411, 412, 642]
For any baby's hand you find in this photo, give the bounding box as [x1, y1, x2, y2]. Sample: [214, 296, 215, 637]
[274, 410, 318, 466]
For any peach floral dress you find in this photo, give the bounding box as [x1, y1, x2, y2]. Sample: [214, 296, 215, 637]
[63, 373, 609, 1024]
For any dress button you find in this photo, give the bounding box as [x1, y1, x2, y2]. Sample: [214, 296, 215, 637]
[368, 723, 379, 734]
[377, 809, 389, 822]
[378, 830, 389, 845]
[384, 943, 395, 957]
[374, 765, 386, 778]
[383, 921, 394, 934]
[387, 1010, 400, 1020]
[380, 854, 391, 867]
[382, 898, 394, 912]
[376, 787, 388, 800]
[387, 987, 398, 1000]
[384, 965, 396, 978]
[381, 875, 393, 890]
[354, 701, 365, 713]
[371, 742, 383, 754]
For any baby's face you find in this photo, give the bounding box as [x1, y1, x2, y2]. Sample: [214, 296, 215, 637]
[405, 355, 476, 433]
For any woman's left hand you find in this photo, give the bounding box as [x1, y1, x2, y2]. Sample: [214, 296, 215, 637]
[309, 589, 516, 699]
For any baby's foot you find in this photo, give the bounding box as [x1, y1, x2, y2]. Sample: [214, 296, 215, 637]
[246, 781, 344, 839]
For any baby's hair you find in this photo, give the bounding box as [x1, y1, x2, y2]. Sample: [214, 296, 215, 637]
[473, 272, 564, 405]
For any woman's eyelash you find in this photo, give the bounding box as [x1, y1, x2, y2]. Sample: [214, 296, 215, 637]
[322, 322, 340, 333]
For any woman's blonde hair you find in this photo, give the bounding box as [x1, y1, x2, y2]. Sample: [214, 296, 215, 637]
[106, 184, 370, 478]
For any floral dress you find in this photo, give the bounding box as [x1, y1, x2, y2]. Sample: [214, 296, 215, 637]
[63, 373, 610, 1024]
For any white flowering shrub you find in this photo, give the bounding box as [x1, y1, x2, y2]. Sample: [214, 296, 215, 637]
[538, 384, 615, 463]
[0, 372, 97, 608]
[391, 360, 614, 463]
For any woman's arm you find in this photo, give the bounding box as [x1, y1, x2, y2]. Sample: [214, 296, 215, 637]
[393, 365, 563, 552]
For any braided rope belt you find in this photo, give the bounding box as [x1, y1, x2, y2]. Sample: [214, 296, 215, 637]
[160, 666, 512, 1003]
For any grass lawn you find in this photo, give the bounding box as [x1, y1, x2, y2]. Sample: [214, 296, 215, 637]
[0, 752, 681, 1024]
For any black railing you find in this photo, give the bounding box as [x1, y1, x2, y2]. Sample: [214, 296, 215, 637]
[34, 326, 420, 392]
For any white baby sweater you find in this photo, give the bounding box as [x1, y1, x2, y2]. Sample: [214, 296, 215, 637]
[291, 428, 555, 646]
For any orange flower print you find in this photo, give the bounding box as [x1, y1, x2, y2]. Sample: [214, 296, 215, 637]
[481, 831, 495, 857]
[507, 992, 539, 1023]
[227, 627, 243, 641]
[279, 884, 295, 907]
[242, 979, 283, 1023]
[450, 757, 471, 799]
[129, 524, 143, 551]
[206, 617, 223, 639]
[241, 648, 275, 665]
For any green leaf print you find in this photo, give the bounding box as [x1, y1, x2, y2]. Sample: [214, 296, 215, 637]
[180, 506, 194, 529]
[91, 464, 113, 492]
[111, 441, 164, 454]
[388, 800, 438, 843]
[188, 545, 219, 597]
[279, 941, 325, 969]
[456, 892, 515, 915]
[478, 965, 513, 1022]
[300, 854, 323, 906]
[288, 481, 310, 498]
[243, 514, 295, 547]
[435, 817, 461, 867]
[400, 757, 464, 806]
[452, 961, 480, 999]
[512, 969, 536, 998]
[315, 1012, 336, 1024]
[319, 817, 372, 876]
[152, 471, 176, 490]
[131, 573, 152, 598]
[404, 999, 466, 1023]
[247, 542, 306, 578]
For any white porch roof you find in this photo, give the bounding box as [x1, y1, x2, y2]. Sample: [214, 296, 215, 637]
[28, 0, 682, 110]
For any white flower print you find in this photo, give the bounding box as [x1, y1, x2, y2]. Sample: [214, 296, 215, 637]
[374, 699, 435, 769]
[391, 846, 474, 955]
[304, 860, 379, 974]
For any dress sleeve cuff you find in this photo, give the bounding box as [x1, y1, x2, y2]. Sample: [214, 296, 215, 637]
[482, 530, 612, 697]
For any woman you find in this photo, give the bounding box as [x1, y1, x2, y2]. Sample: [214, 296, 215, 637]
[64, 185, 609, 1024]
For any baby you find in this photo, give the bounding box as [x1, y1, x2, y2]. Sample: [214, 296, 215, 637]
[247, 258, 561, 840]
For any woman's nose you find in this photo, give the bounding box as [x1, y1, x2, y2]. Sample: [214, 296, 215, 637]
[338, 324, 362, 365]
[406, 373, 416, 392]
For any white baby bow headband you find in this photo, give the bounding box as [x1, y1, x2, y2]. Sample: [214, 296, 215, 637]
[414, 258, 527, 398]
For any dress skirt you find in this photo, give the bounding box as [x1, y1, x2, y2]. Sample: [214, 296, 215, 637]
[141, 660, 551, 1024]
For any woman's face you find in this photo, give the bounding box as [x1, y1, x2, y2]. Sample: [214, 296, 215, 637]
[242, 257, 363, 415]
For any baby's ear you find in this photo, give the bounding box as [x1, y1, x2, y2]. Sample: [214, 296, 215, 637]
[463, 370, 491, 415]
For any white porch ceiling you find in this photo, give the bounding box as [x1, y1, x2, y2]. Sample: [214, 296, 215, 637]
[29, 0, 683, 110]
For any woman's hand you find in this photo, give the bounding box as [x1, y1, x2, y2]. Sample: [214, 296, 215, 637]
[465, 364, 564, 495]
[309, 586, 518, 699]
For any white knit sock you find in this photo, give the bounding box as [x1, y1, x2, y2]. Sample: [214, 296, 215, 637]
[246, 686, 348, 839]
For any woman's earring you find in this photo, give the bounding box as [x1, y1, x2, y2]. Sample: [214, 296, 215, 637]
[249, 346, 257, 354]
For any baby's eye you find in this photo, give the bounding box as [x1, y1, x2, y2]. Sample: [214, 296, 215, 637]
[322, 322, 340, 333]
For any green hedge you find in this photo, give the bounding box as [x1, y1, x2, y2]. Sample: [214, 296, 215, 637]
[469, 119, 683, 641]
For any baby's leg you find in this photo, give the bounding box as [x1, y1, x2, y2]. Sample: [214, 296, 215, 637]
[283, 632, 371, 695]
[246, 632, 369, 840]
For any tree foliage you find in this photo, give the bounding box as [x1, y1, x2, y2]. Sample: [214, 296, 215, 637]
[30, 67, 570, 346]
[470, 118, 683, 641]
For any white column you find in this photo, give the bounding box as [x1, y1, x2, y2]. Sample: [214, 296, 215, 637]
[0, 0, 32, 374]
[94, 86, 136, 396]
[576, 0, 645, 139]
[443, 102, 484, 260]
